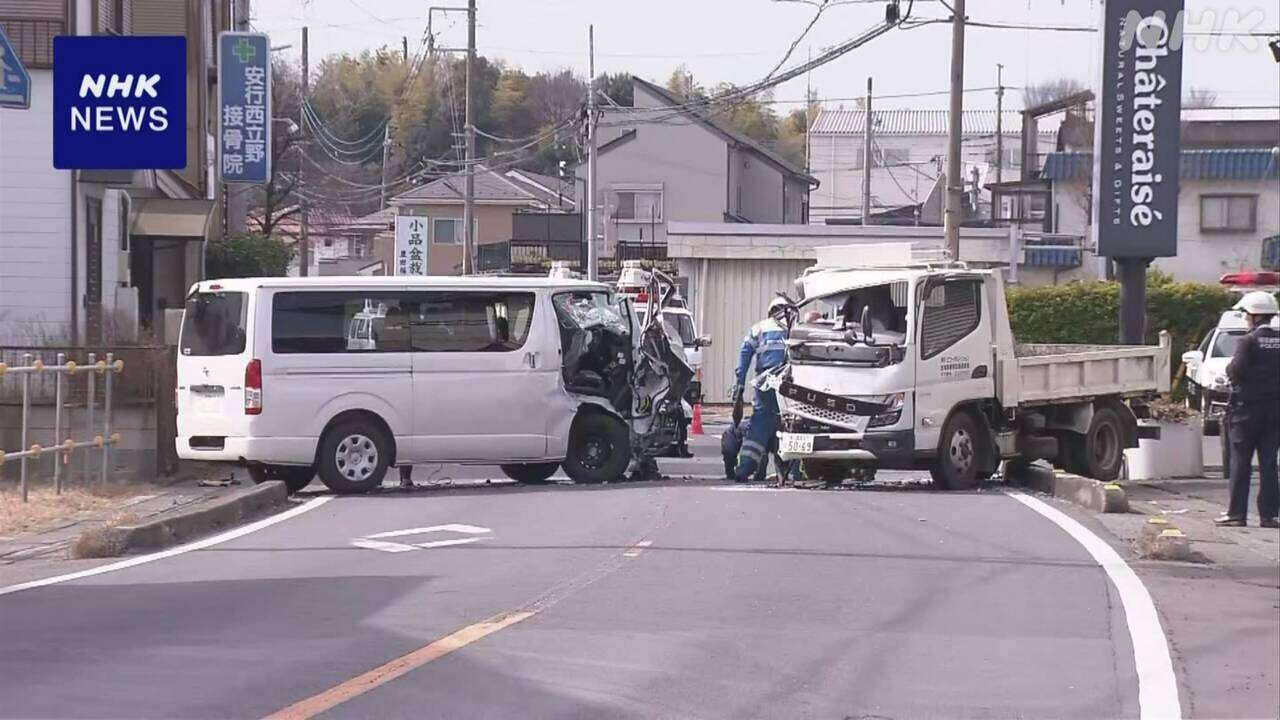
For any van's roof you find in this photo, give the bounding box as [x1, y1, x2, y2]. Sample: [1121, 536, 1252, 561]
[191, 275, 612, 293]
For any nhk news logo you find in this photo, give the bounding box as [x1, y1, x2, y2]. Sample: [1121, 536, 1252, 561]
[53, 36, 187, 170]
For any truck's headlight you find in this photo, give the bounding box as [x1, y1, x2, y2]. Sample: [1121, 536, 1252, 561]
[869, 392, 905, 428]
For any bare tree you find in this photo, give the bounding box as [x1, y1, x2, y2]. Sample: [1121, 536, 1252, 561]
[1022, 78, 1087, 110]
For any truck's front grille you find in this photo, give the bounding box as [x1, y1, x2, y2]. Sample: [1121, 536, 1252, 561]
[781, 395, 866, 430]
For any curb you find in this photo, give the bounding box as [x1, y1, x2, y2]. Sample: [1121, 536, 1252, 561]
[102, 481, 289, 554]
[1017, 465, 1130, 514]
[1135, 517, 1194, 561]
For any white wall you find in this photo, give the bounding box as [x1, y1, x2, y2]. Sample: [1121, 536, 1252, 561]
[1053, 175, 1279, 284]
[0, 71, 74, 343]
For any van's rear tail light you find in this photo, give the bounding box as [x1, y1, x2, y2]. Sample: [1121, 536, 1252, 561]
[245, 359, 263, 415]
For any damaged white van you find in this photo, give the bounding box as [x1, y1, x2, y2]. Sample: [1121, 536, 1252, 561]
[176, 275, 692, 494]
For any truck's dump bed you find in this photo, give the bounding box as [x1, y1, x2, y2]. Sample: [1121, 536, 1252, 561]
[1013, 336, 1172, 405]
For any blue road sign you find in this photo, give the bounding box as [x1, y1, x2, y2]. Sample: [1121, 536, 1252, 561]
[218, 32, 272, 184]
[52, 36, 187, 169]
[0, 25, 32, 109]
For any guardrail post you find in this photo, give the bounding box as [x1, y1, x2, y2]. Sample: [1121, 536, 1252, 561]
[85, 352, 96, 484]
[53, 352, 65, 495]
[101, 353, 114, 485]
[20, 352, 31, 503]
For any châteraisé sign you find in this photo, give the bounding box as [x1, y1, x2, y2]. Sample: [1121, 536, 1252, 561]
[1091, 0, 1185, 258]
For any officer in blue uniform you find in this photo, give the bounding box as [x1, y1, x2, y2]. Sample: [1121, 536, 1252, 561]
[731, 298, 790, 482]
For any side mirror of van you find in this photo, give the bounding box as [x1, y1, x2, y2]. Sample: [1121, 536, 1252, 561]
[694, 335, 712, 348]
[1181, 350, 1203, 366]
[860, 305, 874, 344]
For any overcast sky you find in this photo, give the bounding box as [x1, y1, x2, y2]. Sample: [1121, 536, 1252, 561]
[253, 0, 1280, 112]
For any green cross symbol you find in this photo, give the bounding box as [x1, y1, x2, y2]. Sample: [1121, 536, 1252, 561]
[233, 38, 256, 63]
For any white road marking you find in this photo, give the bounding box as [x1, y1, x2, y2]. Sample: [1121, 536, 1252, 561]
[623, 540, 653, 558]
[351, 523, 492, 553]
[1007, 491, 1182, 720]
[364, 524, 491, 539]
[0, 496, 334, 598]
[708, 486, 800, 492]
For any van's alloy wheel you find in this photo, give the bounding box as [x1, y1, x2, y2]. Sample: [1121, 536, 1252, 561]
[336, 434, 379, 481]
[316, 419, 391, 494]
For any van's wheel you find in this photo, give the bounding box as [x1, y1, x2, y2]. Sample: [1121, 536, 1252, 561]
[500, 463, 560, 484]
[316, 418, 391, 494]
[563, 413, 630, 484]
[929, 411, 981, 491]
[246, 464, 315, 494]
[1082, 406, 1125, 481]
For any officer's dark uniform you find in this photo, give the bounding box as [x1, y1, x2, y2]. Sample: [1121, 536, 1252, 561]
[1224, 321, 1280, 523]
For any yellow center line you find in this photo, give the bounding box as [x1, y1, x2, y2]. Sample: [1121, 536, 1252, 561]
[262, 611, 534, 720]
[263, 536, 660, 719]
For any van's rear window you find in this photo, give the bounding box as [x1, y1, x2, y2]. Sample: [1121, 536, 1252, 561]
[181, 292, 247, 356]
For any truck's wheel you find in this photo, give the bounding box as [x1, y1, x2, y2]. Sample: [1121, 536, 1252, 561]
[930, 411, 981, 490]
[247, 464, 315, 494]
[1082, 406, 1125, 481]
[500, 463, 560, 484]
[563, 413, 630, 484]
[316, 418, 391, 494]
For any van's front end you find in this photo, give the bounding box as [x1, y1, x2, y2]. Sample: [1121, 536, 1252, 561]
[775, 273, 919, 477]
[175, 280, 260, 464]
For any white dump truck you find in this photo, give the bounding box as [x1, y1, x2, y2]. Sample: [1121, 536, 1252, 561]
[775, 250, 1171, 489]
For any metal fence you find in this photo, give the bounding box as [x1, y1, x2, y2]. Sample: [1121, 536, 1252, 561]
[1, 353, 126, 502]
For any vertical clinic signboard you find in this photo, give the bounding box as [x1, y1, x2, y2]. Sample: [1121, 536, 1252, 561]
[1091, 0, 1185, 258]
[395, 216, 428, 275]
[218, 32, 271, 184]
[52, 36, 187, 169]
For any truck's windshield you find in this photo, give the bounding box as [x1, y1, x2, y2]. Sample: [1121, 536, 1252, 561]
[795, 281, 910, 346]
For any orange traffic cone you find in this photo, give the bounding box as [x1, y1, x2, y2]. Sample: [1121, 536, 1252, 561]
[691, 403, 704, 435]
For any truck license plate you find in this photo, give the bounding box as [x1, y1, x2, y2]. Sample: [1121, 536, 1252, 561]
[778, 433, 814, 455]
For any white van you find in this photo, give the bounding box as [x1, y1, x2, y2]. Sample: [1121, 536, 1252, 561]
[176, 276, 693, 494]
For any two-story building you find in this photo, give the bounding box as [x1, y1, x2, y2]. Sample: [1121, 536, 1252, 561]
[577, 76, 817, 259]
[0, 0, 226, 344]
[807, 108, 1055, 225]
[1033, 108, 1279, 285]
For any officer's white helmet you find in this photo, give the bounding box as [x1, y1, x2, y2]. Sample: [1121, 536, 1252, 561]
[1233, 290, 1280, 316]
[768, 297, 789, 318]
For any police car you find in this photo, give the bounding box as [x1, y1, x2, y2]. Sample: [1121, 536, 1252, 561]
[1182, 310, 1249, 436]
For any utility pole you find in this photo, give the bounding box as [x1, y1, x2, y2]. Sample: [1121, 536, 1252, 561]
[804, 46, 812, 175]
[994, 63, 1004, 188]
[585, 24, 598, 281]
[943, 0, 966, 261]
[380, 123, 392, 209]
[861, 76, 873, 226]
[461, 0, 476, 275]
[299, 26, 310, 277]
[402, 36, 409, 63]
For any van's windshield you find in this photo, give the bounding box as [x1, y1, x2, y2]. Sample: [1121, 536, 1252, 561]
[181, 291, 247, 356]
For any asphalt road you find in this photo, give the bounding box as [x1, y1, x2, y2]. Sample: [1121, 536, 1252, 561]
[0, 427, 1265, 719]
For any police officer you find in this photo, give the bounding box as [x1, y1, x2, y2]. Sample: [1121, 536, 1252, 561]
[1216, 291, 1280, 528]
[731, 298, 790, 482]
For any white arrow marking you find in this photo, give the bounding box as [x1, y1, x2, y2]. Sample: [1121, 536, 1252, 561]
[352, 524, 493, 553]
[365, 524, 492, 539]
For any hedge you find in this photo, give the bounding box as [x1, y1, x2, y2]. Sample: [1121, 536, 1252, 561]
[1006, 276, 1235, 392]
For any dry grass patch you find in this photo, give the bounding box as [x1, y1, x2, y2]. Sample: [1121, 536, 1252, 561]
[0, 483, 148, 538]
[68, 512, 141, 559]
